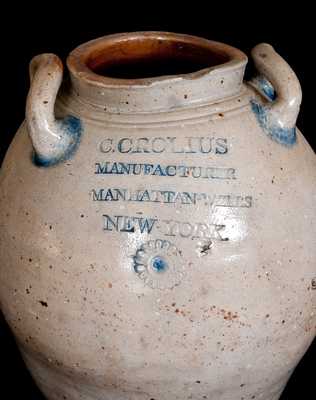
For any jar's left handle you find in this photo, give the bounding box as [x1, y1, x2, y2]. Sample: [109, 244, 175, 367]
[26, 54, 82, 167]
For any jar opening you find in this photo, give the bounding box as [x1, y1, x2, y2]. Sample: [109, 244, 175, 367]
[66, 32, 248, 113]
[86, 37, 231, 79]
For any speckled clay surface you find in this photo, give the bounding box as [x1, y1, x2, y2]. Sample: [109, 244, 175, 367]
[0, 32, 315, 400]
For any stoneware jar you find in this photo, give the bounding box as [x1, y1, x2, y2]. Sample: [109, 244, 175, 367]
[0, 32, 315, 400]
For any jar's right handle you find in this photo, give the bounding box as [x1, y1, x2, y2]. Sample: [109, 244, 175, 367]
[249, 43, 302, 146]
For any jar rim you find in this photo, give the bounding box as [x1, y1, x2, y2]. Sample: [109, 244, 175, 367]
[67, 31, 248, 87]
[65, 32, 248, 113]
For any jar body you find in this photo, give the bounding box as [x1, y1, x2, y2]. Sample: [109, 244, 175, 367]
[0, 83, 315, 400]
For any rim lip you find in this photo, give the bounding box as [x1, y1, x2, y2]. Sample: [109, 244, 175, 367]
[67, 31, 248, 87]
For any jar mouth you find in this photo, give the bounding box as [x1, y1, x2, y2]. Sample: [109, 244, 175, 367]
[66, 32, 248, 113]
[67, 31, 247, 85]
[83, 35, 232, 80]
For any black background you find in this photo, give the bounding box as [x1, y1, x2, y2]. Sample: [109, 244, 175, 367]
[0, 9, 315, 399]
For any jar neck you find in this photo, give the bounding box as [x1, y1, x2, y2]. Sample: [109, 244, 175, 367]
[66, 32, 248, 114]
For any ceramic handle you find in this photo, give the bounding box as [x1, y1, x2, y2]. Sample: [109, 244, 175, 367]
[250, 43, 302, 146]
[26, 54, 82, 167]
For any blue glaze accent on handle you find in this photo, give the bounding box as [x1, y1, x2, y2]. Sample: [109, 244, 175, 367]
[33, 115, 82, 167]
[256, 76, 276, 102]
[250, 44, 301, 148]
[251, 100, 296, 146]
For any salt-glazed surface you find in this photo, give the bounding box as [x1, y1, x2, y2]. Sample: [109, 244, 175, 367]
[0, 32, 315, 400]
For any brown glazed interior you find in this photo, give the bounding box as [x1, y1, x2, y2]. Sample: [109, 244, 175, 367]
[86, 37, 231, 79]
[67, 32, 247, 84]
